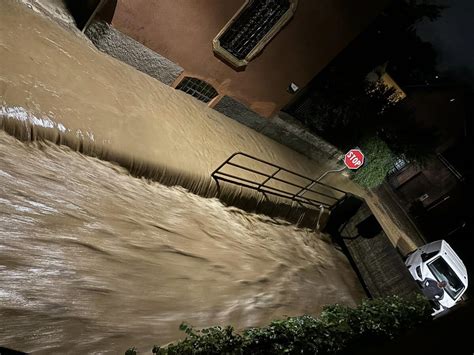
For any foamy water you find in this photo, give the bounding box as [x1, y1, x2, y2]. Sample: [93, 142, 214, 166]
[0, 132, 364, 353]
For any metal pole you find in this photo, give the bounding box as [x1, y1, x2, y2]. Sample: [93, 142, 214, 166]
[316, 204, 325, 230]
[296, 166, 346, 197]
[316, 166, 346, 182]
[82, 0, 109, 33]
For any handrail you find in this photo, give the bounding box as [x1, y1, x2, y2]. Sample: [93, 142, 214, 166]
[211, 152, 347, 210]
[226, 161, 339, 201]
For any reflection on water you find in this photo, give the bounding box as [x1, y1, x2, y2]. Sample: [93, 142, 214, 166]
[0, 132, 364, 353]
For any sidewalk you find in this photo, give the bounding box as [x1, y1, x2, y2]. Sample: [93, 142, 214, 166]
[365, 184, 426, 255]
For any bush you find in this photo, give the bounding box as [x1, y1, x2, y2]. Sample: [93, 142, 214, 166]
[352, 136, 396, 188]
[125, 347, 137, 355]
[131, 294, 431, 355]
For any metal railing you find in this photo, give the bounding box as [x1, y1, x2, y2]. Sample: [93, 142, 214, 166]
[211, 152, 347, 210]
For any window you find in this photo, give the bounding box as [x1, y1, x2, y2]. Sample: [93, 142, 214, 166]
[176, 77, 218, 103]
[421, 251, 438, 262]
[428, 257, 464, 300]
[388, 156, 410, 176]
[213, 0, 298, 67]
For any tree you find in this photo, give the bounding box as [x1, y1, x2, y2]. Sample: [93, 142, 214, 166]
[285, 1, 444, 188]
[355, 0, 445, 85]
[376, 96, 438, 164]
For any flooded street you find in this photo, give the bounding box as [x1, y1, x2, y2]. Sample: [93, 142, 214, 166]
[1, 1, 365, 353]
[0, 0, 363, 195]
[0, 132, 364, 353]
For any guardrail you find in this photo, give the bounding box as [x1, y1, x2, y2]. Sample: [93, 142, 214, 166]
[211, 152, 347, 210]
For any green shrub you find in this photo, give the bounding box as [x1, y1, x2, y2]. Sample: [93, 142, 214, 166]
[131, 294, 430, 355]
[352, 136, 395, 188]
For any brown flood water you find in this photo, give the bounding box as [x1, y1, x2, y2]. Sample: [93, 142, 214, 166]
[1, 1, 364, 353]
[0, 132, 364, 353]
[0, 0, 363, 196]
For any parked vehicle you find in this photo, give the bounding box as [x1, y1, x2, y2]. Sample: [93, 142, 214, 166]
[405, 240, 468, 315]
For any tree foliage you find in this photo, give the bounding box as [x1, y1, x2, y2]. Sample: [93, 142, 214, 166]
[382, 0, 445, 85]
[352, 137, 396, 188]
[285, 0, 444, 187]
[126, 294, 431, 355]
[297, 77, 438, 164]
[345, 0, 445, 85]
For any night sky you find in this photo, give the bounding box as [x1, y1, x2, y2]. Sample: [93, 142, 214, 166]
[417, 0, 474, 79]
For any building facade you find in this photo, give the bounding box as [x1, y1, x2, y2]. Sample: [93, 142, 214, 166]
[386, 85, 472, 247]
[93, 0, 389, 118]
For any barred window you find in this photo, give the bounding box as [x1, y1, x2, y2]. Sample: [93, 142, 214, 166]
[213, 0, 298, 67]
[176, 77, 218, 103]
[388, 157, 410, 176]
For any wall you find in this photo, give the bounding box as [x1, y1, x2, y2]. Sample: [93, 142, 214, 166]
[388, 158, 459, 208]
[386, 85, 468, 219]
[387, 158, 466, 243]
[338, 202, 420, 298]
[214, 97, 343, 166]
[86, 21, 184, 85]
[324, 196, 420, 298]
[109, 0, 389, 117]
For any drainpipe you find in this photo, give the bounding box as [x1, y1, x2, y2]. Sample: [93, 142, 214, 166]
[82, 0, 109, 33]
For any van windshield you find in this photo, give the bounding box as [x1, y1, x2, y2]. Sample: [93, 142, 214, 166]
[428, 257, 464, 299]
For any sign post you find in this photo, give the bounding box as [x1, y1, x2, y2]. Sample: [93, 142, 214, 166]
[344, 148, 365, 170]
[312, 148, 363, 230]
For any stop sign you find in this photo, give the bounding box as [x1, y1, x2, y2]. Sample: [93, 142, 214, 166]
[344, 149, 365, 170]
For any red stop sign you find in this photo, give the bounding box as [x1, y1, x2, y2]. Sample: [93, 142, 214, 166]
[344, 149, 365, 170]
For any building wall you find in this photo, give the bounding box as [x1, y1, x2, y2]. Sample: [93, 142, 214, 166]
[109, 0, 389, 117]
[86, 21, 184, 85]
[383, 85, 471, 248]
[387, 85, 469, 211]
[325, 197, 420, 298]
[388, 158, 459, 209]
[213, 98, 343, 164]
[341, 203, 420, 298]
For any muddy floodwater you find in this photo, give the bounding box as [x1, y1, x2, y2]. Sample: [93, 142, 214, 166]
[1, 1, 365, 353]
[0, 0, 364, 194]
[0, 132, 364, 353]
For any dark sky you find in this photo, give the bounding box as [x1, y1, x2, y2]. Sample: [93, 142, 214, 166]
[416, 0, 474, 78]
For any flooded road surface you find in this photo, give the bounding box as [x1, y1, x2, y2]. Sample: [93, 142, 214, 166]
[1, 2, 365, 353]
[0, 0, 363, 196]
[0, 132, 364, 353]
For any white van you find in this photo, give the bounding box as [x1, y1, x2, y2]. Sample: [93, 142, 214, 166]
[405, 240, 468, 315]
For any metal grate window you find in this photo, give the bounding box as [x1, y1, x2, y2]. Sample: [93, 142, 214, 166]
[219, 0, 291, 60]
[388, 156, 410, 176]
[176, 77, 218, 103]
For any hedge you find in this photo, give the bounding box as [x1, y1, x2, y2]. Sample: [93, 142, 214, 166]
[352, 136, 396, 188]
[126, 294, 431, 355]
